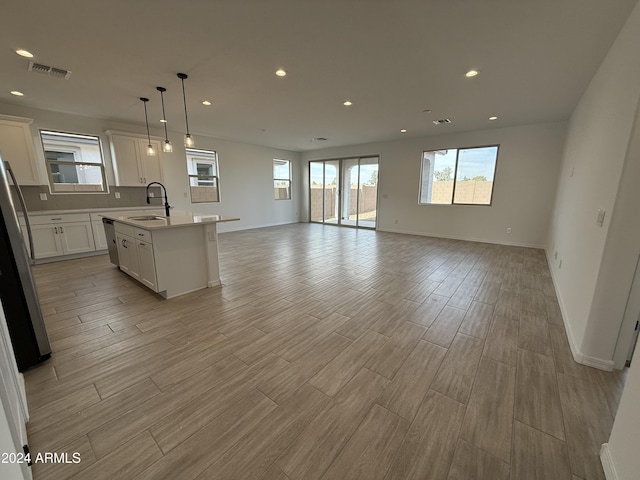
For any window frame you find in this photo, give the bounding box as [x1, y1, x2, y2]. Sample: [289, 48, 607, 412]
[418, 144, 499, 207]
[273, 159, 292, 201]
[185, 148, 220, 203]
[39, 129, 108, 194]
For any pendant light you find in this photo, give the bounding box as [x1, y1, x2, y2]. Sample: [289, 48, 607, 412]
[156, 86, 173, 153]
[177, 72, 195, 147]
[140, 97, 156, 156]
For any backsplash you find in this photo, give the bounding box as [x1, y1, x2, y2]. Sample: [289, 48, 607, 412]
[22, 185, 163, 212]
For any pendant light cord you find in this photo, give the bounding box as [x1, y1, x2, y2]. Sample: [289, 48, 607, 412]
[158, 88, 169, 140]
[141, 97, 152, 145]
[178, 73, 190, 135]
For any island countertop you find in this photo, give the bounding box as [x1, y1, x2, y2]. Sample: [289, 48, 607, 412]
[100, 210, 240, 230]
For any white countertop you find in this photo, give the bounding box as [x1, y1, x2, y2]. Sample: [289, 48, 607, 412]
[100, 210, 240, 230]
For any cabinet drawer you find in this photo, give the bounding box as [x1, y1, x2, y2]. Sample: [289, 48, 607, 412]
[30, 213, 91, 225]
[114, 222, 135, 237]
[133, 228, 152, 243]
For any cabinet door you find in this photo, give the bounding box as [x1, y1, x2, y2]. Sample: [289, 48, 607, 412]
[116, 234, 135, 279]
[59, 222, 96, 254]
[138, 138, 163, 184]
[0, 119, 40, 185]
[111, 135, 143, 186]
[31, 225, 63, 259]
[91, 220, 108, 250]
[137, 241, 158, 291]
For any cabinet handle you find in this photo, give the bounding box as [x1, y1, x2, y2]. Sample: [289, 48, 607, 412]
[51, 217, 62, 221]
[138, 233, 144, 236]
[54, 227, 58, 234]
[122, 239, 127, 248]
[59, 226, 64, 234]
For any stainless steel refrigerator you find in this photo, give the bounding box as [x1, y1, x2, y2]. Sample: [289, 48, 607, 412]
[0, 157, 51, 371]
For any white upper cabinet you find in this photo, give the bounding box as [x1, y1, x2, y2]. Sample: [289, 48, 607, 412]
[107, 131, 164, 186]
[0, 116, 40, 185]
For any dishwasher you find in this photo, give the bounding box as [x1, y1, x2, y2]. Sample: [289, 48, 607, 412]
[102, 218, 119, 266]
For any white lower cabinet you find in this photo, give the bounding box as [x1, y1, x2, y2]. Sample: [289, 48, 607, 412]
[31, 225, 63, 258]
[137, 240, 157, 291]
[91, 220, 108, 250]
[116, 234, 139, 280]
[30, 215, 95, 259]
[115, 225, 158, 292]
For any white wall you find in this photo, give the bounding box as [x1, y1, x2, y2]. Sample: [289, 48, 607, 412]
[0, 102, 301, 232]
[547, 1, 640, 368]
[301, 122, 566, 248]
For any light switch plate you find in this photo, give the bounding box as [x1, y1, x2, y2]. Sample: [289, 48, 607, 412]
[597, 209, 606, 227]
[39, 193, 47, 201]
[115, 192, 121, 199]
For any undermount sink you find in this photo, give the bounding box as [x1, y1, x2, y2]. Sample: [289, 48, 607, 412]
[127, 215, 166, 221]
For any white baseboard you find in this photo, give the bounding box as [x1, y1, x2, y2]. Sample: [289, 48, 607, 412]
[544, 249, 615, 372]
[600, 443, 618, 480]
[376, 227, 545, 249]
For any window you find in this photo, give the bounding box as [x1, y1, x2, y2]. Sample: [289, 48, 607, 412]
[40, 130, 107, 193]
[419, 145, 499, 205]
[186, 148, 219, 203]
[274, 159, 291, 200]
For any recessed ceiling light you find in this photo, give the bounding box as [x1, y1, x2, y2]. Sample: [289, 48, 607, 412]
[400, 129, 407, 133]
[343, 100, 352, 106]
[202, 100, 212, 106]
[10, 90, 24, 96]
[275, 69, 287, 77]
[159, 119, 167, 123]
[465, 69, 479, 77]
[15, 49, 33, 58]
[489, 116, 498, 121]
[422, 109, 432, 113]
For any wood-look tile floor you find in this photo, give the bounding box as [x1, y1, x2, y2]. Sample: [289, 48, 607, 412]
[25, 224, 627, 480]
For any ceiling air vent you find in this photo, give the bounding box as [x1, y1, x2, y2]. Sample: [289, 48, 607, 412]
[432, 119, 451, 125]
[28, 61, 72, 80]
[312, 137, 328, 142]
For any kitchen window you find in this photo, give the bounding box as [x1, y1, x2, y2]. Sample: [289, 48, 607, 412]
[186, 148, 219, 203]
[40, 130, 107, 193]
[419, 145, 499, 205]
[274, 159, 291, 200]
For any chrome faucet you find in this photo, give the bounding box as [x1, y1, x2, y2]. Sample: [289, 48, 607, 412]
[146, 182, 171, 217]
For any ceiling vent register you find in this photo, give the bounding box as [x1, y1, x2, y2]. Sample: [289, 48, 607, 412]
[433, 119, 452, 125]
[28, 61, 72, 79]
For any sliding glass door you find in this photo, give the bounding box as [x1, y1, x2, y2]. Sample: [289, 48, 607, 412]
[309, 156, 379, 229]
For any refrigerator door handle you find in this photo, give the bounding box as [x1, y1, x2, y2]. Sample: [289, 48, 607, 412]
[5, 164, 35, 263]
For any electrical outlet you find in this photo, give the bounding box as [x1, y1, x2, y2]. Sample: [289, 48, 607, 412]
[149, 192, 155, 198]
[559, 259, 563, 269]
[506, 227, 512, 234]
[115, 192, 121, 199]
[554, 251, 558, 260]
[596, 209, 606, 227]
[39, 193, 47, 201]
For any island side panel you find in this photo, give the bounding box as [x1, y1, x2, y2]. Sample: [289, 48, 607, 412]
[204, 223, 221, 288]
[152, 225, 209, 298]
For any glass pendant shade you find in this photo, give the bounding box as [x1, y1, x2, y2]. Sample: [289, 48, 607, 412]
[146, 143, 156, 156]
[184, 134, 195, 148]
[163, 139, 173, 153]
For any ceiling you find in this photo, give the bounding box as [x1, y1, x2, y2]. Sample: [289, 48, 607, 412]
[0, 0, 637, 152]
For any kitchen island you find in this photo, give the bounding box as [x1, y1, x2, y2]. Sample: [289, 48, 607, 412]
[101, 210, 239, 299]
